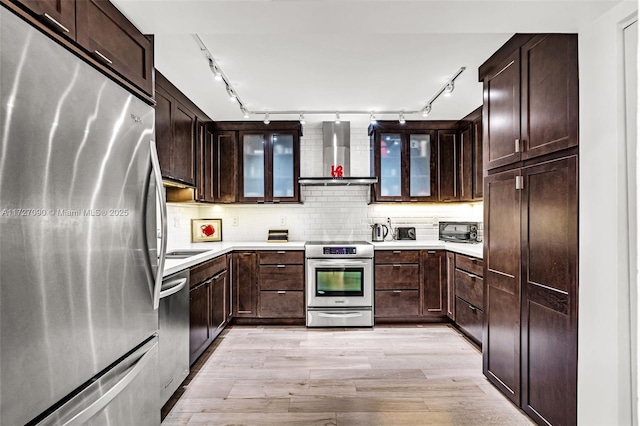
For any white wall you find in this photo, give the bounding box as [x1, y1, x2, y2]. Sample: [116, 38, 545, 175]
[578, 1, 638, 424]
[166, 121, 483, 249]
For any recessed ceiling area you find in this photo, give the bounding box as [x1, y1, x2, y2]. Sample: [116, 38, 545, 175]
[112, 0, 624, 123]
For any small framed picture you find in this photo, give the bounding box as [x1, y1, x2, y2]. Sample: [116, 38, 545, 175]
[191, 219, 222, 242]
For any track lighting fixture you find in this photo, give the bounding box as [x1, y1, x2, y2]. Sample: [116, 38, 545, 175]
[194, 34, 466, 122]
[444, 82, 454, 96]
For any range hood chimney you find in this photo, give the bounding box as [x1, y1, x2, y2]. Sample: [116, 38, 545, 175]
[298, 121, 377, 186]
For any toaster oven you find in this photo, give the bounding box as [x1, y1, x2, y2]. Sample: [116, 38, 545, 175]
[439, 222, 479, 243]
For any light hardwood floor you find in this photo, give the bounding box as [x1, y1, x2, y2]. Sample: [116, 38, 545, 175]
[163, 325, 534, 426]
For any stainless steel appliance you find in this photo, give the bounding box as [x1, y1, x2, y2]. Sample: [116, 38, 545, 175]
[395, 226, 416, 240]
[0, 7, 166, 425]
[439, 222, 479, 243]
[370, 223, 389, 242]
[159, 270, 190, 406]
[305, 241, 374, 327]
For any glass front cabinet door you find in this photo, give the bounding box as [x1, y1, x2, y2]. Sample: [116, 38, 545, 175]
[239, 130, 299, 202]
[371, 126, 437, 202]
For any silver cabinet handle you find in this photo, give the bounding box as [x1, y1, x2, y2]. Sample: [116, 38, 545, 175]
[159, 278, 187, 299]
[150, 140, 167, 310]
[393, 290, 402, 293]
[277, 264, 286, 268]
[277, 291, 286, 294]
[318, 312, 363, 318]
[277, 251, 286, 254]
[392, 250, 402, 254]
[93, 50, 113, 65]
[392, 264, 402, 268]
[212, 271, 225, 281]
[42, 13, 69, 33]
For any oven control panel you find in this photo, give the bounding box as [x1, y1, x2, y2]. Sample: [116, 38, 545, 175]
[323, 247, 357, 255]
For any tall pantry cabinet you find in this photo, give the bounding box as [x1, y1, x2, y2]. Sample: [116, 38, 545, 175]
[480, 34, 579, 426]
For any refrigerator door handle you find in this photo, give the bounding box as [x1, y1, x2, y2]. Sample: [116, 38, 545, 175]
[37, 337, 158, 426]
[159, 277, 187, 299]
[150, 140, 167, 310]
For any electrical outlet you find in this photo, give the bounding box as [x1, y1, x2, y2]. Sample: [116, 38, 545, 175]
[280, 216, 286, 226]
[232, 216, 239, 226]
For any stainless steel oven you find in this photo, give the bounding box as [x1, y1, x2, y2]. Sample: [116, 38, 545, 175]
[305, 241, 374, 327]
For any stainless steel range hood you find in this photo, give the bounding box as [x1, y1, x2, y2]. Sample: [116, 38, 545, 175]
[298, 121, 377, 186]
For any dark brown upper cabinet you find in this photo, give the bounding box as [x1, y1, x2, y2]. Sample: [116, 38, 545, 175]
[155, 71, 211, 188]
[458, 106, 483, 202]
[212, 121, 302, 204]
[370, 120, 482, 203]
[199, 126, 238, 203]
[16, 0, 77, 40]
[12, 0, 154, 98]
[479, 34, 578, 171]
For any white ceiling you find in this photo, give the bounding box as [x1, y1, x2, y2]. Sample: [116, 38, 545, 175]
[112, 0, 624, 124]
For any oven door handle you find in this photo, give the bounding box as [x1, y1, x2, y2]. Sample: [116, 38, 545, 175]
[307, 259, 371, 267]
[317, 312, 364, 318]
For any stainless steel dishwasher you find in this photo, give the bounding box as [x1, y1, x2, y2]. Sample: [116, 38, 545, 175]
[159, 269, 190, 406]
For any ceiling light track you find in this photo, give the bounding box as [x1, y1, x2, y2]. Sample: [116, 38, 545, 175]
[193, 34, 464, 123]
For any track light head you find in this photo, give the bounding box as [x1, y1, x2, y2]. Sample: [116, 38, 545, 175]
[241, 106, 250, 119]
[335, 112, 341, 124]
[399, 112, 406, 125]
[263, 113, 270, 124]
[444, 82, 454, 96]
[299, 113, 305, 125]
[422, 104, 432, 117]
[369, 113, 377, 125]
[227, 86, 237, 101]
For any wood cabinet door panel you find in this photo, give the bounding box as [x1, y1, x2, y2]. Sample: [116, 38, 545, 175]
[422, 250, 446, 315]
[472, 117, 484, 199]
[454, 254, 483, 277]
[259, 265, 304, 291]
[484, 50, 521, 170]
[190, 256, 226, 288]
[455, 297, 484, 344]
[459, 125, 473, 201]
[259, 250, 304, 265]
[211, 271, 226, 331]
[454, 269, 484, 310]
[233, 252, 258, 317]
[189, 283, 210, 365]
[437, 130, 458, 201]
[483, 168, 521, 404]
[171, 101, 196, 185]
[154, 87, 173, 178]
[521, 35, 578, 160]
[374, 265, 420, 290]
[375, 290, 420, 317]
[75, 0, 153, 95]
[521, 155, 577, 426]
[375, 250, 420, 264]
[259, 291, 304, 318]
[212, 131, 238, 202]
[19, 0, 76, 39]
[446, 252, 456, 320]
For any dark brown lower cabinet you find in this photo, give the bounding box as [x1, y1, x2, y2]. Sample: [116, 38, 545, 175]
[259, 292, 304, 318]
[189, 281, 210, 366]
[233, 251, 258, 317]
[455, 297, 484, 343]
[375, 290, 420, 317]
[422, 250, 447, 318]
[484, 154, 578, 425]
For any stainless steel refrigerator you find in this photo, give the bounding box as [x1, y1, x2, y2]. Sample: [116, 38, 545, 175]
[0, 6, 166, 425]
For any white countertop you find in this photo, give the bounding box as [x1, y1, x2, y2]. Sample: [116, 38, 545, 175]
[163, 240, 482, 277]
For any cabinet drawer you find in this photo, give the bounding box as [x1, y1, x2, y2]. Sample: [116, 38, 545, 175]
[375, 250, 420, 264]
[259, 291, 304, 318]
[190, 255, 226, 287]
[259, 250, 304, 265]
[454, 269, 483, 309]
[375, 290, 420, 317]
[75, 0, 154, 96]
[375, 264, 420, 290]
[259, 265, 304, 291]
[455, 297, 484, 344]
[454, 254, 483, 276]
